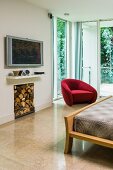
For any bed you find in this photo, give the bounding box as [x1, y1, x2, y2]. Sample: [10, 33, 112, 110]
[64, 96, 113, 154]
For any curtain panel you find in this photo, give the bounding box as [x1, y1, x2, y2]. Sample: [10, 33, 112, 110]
[75, 22, 83, 80]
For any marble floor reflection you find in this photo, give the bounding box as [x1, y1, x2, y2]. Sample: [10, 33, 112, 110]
[0, 99, 113, 170]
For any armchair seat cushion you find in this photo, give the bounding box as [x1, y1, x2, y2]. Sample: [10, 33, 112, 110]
[72, 90, 93, 103]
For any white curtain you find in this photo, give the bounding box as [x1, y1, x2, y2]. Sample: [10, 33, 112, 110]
[74, 22, 83, 80]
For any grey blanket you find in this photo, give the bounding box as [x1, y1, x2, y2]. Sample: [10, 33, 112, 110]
[74, 97, 113, 140]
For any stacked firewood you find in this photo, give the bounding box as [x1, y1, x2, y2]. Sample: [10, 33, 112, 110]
[14, 83, 35, 118]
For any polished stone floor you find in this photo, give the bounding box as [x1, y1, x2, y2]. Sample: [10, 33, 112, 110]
[0, 99, 113, 170]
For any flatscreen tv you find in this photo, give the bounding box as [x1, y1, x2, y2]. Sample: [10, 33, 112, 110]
[6, 35, 43, 67]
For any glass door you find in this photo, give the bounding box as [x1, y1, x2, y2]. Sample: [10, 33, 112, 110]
[57, 18, 67, 98]
[53, 18, 68, 100]
[100, 20, 113, 96]
[82, 22, 98, 90]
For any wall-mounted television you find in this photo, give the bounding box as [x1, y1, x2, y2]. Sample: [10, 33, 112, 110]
[6, 35, 43, 67]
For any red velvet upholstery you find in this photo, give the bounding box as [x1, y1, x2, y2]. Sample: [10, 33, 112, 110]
[61, 79, 97, 106]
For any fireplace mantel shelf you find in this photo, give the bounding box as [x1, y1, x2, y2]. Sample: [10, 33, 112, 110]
[6, 75, 40, 85]
[6, 75, 40, 80]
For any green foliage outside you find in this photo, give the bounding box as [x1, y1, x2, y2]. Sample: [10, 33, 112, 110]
[57, 18, 67, 81]
[57, 18, 67, 95]
[101, 27, 113, 83]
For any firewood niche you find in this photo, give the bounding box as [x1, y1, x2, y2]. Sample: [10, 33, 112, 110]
[14, 83, 35, 118]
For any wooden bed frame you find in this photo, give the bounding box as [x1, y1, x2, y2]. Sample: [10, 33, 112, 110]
[64, 96, 113, 154]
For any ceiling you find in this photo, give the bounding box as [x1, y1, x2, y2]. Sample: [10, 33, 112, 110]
[24, 0, 113, 21]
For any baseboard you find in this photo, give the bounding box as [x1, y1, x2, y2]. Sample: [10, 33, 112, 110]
[35, 102, 52, 112]
[0, 102, 52, 125]
[0, 114, 14, 125]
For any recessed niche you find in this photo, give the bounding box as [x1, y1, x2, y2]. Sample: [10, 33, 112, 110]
[14, 83, 35, 119]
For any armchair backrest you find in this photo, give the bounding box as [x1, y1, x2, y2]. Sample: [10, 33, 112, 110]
[61, 79, 80, 90]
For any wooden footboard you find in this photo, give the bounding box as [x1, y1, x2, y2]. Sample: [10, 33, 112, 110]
[64, 96, 112, 154]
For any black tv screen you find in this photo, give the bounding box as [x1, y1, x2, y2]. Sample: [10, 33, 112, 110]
[6, 35, 43, 67]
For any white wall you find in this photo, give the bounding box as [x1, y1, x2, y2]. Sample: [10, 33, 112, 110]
[0, 0, 52, 124]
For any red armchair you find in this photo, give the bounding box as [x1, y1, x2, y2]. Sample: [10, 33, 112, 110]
[61, 79, 97, 106]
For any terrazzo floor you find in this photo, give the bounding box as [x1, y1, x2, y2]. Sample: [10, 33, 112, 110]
[0, 99, 113, 170]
